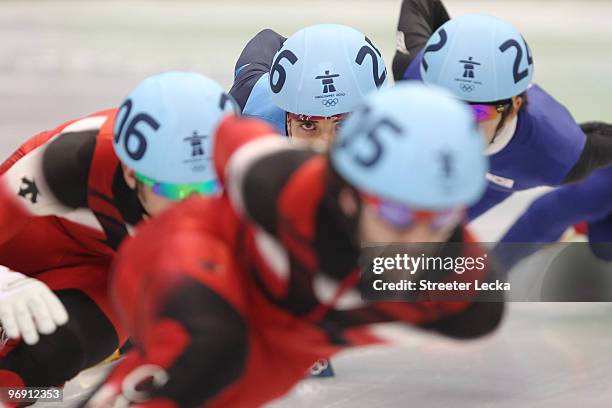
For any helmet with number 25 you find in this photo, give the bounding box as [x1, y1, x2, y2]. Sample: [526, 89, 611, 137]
[331, 82, 488, 209]
[420, 14, 534, 103]
[113, 72, 237, 200]
[269, 24, 388, 117]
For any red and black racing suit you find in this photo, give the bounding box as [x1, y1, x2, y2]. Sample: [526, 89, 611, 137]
[0, 109, 145, 390]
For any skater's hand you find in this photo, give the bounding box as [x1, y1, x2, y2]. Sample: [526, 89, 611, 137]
[0, 265, 69, 345]
[83, 351, 170, 408]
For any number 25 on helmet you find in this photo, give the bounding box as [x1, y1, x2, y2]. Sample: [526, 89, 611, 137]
[331, 82, 488, 210]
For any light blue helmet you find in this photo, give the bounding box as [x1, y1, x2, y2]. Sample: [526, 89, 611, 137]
[113, 72, 237, 186]
[420, 14, 534, 103]
[331, 82, 487, 209]
[269, 24, 388, 117]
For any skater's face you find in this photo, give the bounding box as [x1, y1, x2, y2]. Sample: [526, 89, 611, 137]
[137, 184, 174, 216]
[287, 115, 345, 151]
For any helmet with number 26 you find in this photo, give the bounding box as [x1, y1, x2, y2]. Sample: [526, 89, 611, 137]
[269, 24, 388, 117]
[331, 82, 487, 209]
[113, 72, 237, 200]
[420, 14, 534, 103]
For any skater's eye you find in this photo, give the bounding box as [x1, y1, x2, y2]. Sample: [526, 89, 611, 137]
[299, 121, 316, 131]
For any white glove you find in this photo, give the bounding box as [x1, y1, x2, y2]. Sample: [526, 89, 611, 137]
[0, 266, 69, 345]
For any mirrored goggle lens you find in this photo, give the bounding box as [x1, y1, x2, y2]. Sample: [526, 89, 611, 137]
[136, 173, 220, 201]
[151, 179, 220, 201]
[378, 204, 463, 231]
[363, 194, 464, 231]
[470, 104, 499, 123]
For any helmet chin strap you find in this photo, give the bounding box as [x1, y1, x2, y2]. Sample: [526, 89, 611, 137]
[486, 115, 518, 156]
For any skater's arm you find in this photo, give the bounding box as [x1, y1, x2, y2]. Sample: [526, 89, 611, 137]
[495, 167, 612, 268]
[86, 209, 249, 407]
[230, 29, 286, 111]
[215, 116, 318, 235]
[0, 179, 31, 244]
[393, 0, 450, 81]
[587, 214, 612, 260]
[214, 116, 279, 186]
[0, 128, 97, 244]
[233, 29, 285, 78]
[564, 122, 612, 183]
[467, 184, 514, 220]
[0, 110, 108, 245]
[364, 288, 504, 340]
[418, 300, 504, 339]
[364, 231, 505, 339]
[87, 282, 247, 408]
[502, 167, 612, 243]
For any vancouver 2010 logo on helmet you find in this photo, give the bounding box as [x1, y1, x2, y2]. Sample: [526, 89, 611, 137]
[454, 56, 484, 94]
[459, 57, 481, 79]
[314, 67, 346, 102]
[182, 130, 210, 172]
[183, 131, 206, 158]
[315, 70, 340, 94]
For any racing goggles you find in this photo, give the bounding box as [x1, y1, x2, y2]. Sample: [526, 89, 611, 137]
[135, 172, 220, 201]
[469, 98, 513, 123]
[361, 192, 465, 231]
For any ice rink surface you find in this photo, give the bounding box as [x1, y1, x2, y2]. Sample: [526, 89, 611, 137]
[1, 1, 611, 406]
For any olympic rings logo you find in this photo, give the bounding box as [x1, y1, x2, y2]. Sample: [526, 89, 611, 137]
[322, 98, 339, 107]
[460, 84, 475, 93]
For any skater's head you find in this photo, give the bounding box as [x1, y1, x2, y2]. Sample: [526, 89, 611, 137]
[420, 14, 533, 144]
[113, 72, 237, 216]
[269, 24, 388, 150]
[328, 83, 487, 243]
